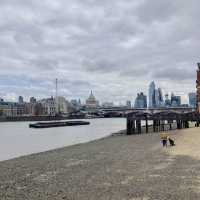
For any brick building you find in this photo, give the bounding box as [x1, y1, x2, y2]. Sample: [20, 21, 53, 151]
[196, 63, 200, 113]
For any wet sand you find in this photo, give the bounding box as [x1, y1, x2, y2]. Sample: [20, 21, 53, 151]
[1, 127, 200, 200]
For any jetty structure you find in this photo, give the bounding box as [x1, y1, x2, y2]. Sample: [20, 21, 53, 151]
[126, 110, 199, 135]
[126, 63, 200, 135]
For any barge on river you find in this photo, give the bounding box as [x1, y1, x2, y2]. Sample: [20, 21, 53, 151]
[29, 121, 90, 128]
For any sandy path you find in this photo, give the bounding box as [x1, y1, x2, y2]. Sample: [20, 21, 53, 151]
[165, 128, 200, 160]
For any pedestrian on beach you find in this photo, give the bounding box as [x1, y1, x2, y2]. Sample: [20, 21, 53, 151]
[160, 133, 168, 147]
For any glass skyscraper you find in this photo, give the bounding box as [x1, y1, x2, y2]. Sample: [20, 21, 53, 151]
[148, 81, 156, 108]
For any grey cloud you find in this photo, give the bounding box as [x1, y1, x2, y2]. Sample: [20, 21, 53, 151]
[0, 0, 199, 103]
[152, 66, 196, 81]
[136, 0, 177, 24]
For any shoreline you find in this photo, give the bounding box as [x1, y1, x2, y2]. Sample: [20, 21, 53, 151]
[0, 133, 114, 163]
[0, 122, 194, 163]
[1, 127, 200, 199]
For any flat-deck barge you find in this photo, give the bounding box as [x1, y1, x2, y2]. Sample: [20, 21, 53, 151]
[29, 121, 90, 128]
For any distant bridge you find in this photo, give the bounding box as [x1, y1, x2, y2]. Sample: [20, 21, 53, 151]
[99, 107, 195, 113]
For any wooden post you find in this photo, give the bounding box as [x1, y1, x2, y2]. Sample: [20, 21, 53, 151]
[156, 120, 159, 132]
[158, 120, 160, 132]
[145, 119, 148, 133]
[136, 120, 142, 134]
[185, 121, 189, 128]
[127, 118, 132, 135]
[180, 120, 183, 129]
[161, 120, 165, 131]
[182, 120, 185, 128]
[169, 123, 172, 130]
[177, 120, 181, 129]
[131, 119, 136, 134]
[168, 120, 172, 130]
[153, 120, 156, 132]
[154, 120, 158, 132]
[176, 120, 179, 129]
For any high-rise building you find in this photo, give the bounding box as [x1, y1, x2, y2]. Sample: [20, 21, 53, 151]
[40, 97, 56, 116]
[78, 99, 81, 106]
[148, 81, 156, 108]
[188, 93, 196, 108]
[18, 96, 24, 104]
[154, 89, 159, 107]
[134, 92, 147, 108]
[70, 99, 82, 110]
[158, 88, 164, 107]
[197, 63, 200, 113]
[30, 97, 36, 104]
[126, 100, 131, 108]
[164, 94, 171, 107]
[171, 93, 181, 107]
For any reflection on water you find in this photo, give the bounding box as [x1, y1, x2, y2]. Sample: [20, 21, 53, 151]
[0, 118, 126, 161]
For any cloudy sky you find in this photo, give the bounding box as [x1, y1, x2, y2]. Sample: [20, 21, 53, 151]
[0, 0, 199, 104]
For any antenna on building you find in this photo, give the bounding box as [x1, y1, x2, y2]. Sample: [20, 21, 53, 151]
[55, 78, 59, 115]
[56, 78, 58, 100]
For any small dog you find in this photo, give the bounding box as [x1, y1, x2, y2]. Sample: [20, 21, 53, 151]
[168, 137, 175, 146]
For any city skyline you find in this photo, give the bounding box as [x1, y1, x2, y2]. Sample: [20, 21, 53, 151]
[0, 0, 198, 103]
[0, 83, 195, 106]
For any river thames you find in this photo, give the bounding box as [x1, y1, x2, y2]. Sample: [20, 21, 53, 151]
[0, 118, 126, 161]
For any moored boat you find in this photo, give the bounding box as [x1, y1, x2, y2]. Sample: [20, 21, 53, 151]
[29, 121, 90, 128]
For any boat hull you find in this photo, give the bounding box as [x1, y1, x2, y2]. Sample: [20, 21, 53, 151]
[29, 121, 90, 128]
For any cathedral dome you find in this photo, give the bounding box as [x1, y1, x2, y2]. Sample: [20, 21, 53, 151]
[86, 91, 99, 108]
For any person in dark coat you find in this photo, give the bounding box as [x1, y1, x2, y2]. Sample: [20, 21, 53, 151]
[160, 133, 168, 147]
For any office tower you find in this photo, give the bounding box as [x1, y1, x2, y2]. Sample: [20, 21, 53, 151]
[18, 96, 24, 104]
[188, 93, 196, 108]
[134, 92, 147, 108]
[148, 81, 156, 108]
[158, 88, 164, 107]
[171, 93, 181, 107]
[126, 100, 131, 108]
[164, 94, 171, 107]
[30, 97, 37, 104]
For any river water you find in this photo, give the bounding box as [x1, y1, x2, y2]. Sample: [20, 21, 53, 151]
[0, 118, 126, 161]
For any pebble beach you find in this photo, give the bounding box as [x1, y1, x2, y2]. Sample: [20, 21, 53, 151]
[1, 127, 200, 200]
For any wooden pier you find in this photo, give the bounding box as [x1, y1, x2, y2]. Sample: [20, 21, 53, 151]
[126, 110, 200, 135]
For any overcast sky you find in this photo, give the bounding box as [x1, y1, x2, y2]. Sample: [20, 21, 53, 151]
[0, 0, 199, 104]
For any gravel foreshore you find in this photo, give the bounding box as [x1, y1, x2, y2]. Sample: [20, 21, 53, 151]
[1, 127, 200, 200]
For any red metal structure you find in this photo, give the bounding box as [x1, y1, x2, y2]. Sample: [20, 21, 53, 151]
[197, 63, 200, 113]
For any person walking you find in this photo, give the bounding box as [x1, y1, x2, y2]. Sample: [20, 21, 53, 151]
[160, 133, 168, 147]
